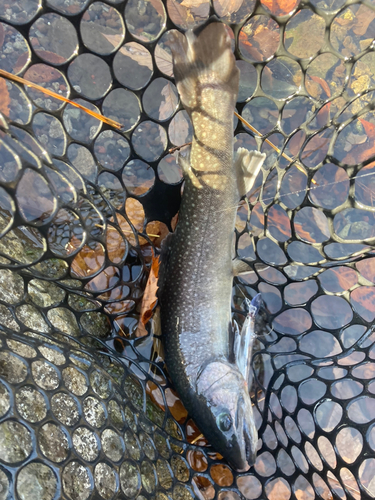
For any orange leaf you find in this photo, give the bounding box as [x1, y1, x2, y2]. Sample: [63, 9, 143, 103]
[261, 0, 299, 16]
[343, 118, 375, 164]
[359, 117, 375, 138]
[70, 242, 105, 278]
[309, 74, 331, 98]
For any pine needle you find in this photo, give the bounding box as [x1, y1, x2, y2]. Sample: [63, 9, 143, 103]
[0, 69, 122, 130]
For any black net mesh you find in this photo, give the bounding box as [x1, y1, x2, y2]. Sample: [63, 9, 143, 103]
[0, 0, 375, 498]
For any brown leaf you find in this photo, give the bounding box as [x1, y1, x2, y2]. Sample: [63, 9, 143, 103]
[71, 242, 105, 278]
[155, 43, 173, 77]
[159, 81, 179, 121]
[32, 50, 66, 66]
[140, 254, 160, 326]
[213, 0, 244, 16]
[352, 4, 375, 36]
[100, 33, 125, 49]
[165, 387, 188, 423]
[0, 78, 10, 117]
[149, 0, 167, 17]
[14, 52, 30, 75]
[344, 118, 375, 164]
[106, 225, 127, 264]
[24, 64, 63, 84]
[145, 220, 170, 247]
[309, 74, 331, 98]
[117, 199, 146, 246]
[167, 0, 193, 28]
[146, 380, 165, 411]
[261, 0, 299, 16]
[118, 43, 153, 71]
[239, 25, 279, 62]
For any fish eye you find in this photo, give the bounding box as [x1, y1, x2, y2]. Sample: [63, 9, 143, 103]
[217, 412, 233, 432]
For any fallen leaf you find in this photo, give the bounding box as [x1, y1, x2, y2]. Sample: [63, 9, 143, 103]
[71, 242, 105, 278]
[146, 380, 165, 411]
[239, 21, 280, 62]
[352, 4, 375, 36]
[359, 117, 375, 137]
[145, 220, 170, 247]
[166, 387, 188, 423]
[0, 78, 10, 117]
[106, 225, 127, 264]
[101, 33, 125, 49]
[214, 0, 244, 16]
[24, 64, 63, 84]
[118, 43, 153, 71]
[315, 103, 332, 129]
[261, 0, 299, 16]
[32, 50, 66, 65]
[14, 52, 30, 75]
[140, 254, 160, 326]
[167, 0, 201, 28]
[116, 199, 146, 246]
[149, 0, 167, 17]
[159, 81, 179, 120]
[344, 131, 367, 151]
[154, 43, 173, 77]
[356, 256, 375, 282]
[104, 300, 135, 314]
[344, 117, 375, 163]
[309, 74, 331, 98]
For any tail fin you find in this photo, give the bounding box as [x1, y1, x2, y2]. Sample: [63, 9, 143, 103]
[170, 23, 239, 114]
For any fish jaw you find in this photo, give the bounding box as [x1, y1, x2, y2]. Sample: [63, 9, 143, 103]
[194, 360, 258, 472]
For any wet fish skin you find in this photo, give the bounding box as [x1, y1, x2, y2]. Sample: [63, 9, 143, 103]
[159, 23, 265, 471]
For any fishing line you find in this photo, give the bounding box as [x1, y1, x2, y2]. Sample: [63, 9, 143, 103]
[215, 168, 375, 215]
[260, 168, 375, 204]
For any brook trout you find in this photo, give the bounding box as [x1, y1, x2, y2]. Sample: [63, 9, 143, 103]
[159, 23, 266, 471]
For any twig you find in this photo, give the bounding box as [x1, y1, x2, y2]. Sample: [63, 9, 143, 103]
[168, 142, 192, 154]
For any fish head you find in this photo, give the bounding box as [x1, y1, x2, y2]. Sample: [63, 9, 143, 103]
[195, 360, 258, 472]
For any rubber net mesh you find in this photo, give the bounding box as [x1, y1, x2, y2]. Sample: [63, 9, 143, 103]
[0, 0, 375, 499]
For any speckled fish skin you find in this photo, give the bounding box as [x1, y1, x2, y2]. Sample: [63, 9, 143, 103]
[159, 23, 262, 472]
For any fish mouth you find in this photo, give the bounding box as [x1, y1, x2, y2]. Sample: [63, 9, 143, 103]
[244, 421, 257, 466]
[230, 403, 256, 472]
[232, 422, 255, 473]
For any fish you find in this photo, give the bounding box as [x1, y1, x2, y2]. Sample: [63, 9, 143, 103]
[158, 22, 266, 471]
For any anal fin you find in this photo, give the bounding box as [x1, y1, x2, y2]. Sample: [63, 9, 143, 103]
[235, 148, 266, 198]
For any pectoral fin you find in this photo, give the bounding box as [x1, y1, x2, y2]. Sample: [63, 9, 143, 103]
[232, 258, 252, 276]
[178, 150, 203, 189]
[235, 148, 266, 198]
